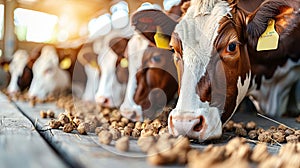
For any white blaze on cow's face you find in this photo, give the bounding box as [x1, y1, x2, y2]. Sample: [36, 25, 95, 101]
[82, 65, 100, 102]
[95, 45, 126, 107]
[28, 45, 70, 99]
[119, 32, 150, 121]
[169, 1, 251, 141]
[7, 50, 29, 93]
[94, 28, 132, 107]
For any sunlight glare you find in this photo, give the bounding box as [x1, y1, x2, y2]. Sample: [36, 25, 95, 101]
[14, 8, 58, 43]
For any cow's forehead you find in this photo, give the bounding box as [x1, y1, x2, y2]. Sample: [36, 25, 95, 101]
[174, 1, 231, 80]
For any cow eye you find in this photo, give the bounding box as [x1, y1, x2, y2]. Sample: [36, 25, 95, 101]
[173, 54, 181, 62]
[227, 42, 237, 52]
[170, 48, 175, 53]
[151, 55, 161, 63]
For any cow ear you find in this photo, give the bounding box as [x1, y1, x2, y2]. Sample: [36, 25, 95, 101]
[180, 1, 190, 16]
[109, 37, 129, 58]
[246, 0, 300, 48]
[131, 9, 177, 49]
[77, 43, 99, 69]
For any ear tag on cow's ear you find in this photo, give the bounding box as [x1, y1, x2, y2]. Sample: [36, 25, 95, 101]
[154, 26, 171, 50]
[120, 58, 128, 68]
[257, 19, 279, 51]
[59, 57, 72, 70]
[3, 63, 9, 72]
[90, 60, 99, 70]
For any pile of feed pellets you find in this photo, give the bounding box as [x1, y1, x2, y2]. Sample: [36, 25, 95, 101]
[3, 90, 300, 167]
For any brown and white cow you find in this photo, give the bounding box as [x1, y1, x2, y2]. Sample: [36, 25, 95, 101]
[132, 0, 300, 141]
[119, 31, 178, 121]
[93, 25, 134, 107]
[28, 45, 71, 99]
[119, 3, 181, 121]
[6, 50, 32, 93]
[28, 44, 85, 99]
[4, 45, 44, 94]
[77, 42, 100, 102]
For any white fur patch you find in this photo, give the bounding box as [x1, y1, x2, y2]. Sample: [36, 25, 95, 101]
[174, 1, 231, 113]
[248, 59, 300, 116]
[29, 46, 70, 99]
[82, 65, 100, 101]
[192, 0, 222, 17]
[94, 25, 133, 107]
[225, 71, 251, 124]
[119, 32, 150, 120]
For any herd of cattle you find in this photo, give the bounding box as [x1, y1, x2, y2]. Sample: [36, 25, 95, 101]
[0, 0, 300, 141]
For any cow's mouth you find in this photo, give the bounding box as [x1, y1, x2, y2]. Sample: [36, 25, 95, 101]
[168, 107, 222, 141]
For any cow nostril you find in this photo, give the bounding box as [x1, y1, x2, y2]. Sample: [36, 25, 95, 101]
[97, 96, 109, 105]
[130, 111, 137, 119]
[103, 98, 109, 104]
[193, 116, 204, 132]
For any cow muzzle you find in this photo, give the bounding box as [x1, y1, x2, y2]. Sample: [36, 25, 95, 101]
[95, 96, 113, 108]
[168, 107, 222, 141]
[120, 105, 143, 122]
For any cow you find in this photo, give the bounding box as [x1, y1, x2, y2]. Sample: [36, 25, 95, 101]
[2, 45, 45, 95]
[93, 25, 134, 107]
[119, 3, 180, 121]
[131, 0, 300, 141]
[28, 44, 84, 99]
[6, 50, 33, 94]
[117, 31, 178, 121]
[4, 43, 93, 101]
[77, 42, 100, 102]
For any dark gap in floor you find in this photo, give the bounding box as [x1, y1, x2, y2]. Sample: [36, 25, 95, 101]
[11, 101, 84, 168]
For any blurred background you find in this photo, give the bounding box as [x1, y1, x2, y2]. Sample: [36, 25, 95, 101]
[0, 0, 172, 88]
[0, 0, 169, 58]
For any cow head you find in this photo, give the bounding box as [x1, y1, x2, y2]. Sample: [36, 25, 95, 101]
[7, 50, 33, 94]
[169, 0, 251, 141]
[28, 45, 71, 99]
[77, 42, 100, 102]
[134, 46, 178, 120]
[94, 28, 133, 108]
[127, 8, 182, 122]
[119, 26, 179, 121]
[132, 0, 300, 140]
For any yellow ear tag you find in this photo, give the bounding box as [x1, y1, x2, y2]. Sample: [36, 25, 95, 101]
[3, 63, 9, 72]
[59, 57, 72, 70]
[257, 19, 279, 51]
[154, 26, 171, 50]
[120, 58, 128, 68]
[90, 60, 99, 70]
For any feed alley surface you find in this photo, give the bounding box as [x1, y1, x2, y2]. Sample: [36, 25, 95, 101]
[0, 91, 299, 168]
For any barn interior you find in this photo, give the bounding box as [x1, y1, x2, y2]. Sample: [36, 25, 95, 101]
[1, 0, 164, 55]
[0, 0, 299, 168]
[0, 0, 164, 88]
